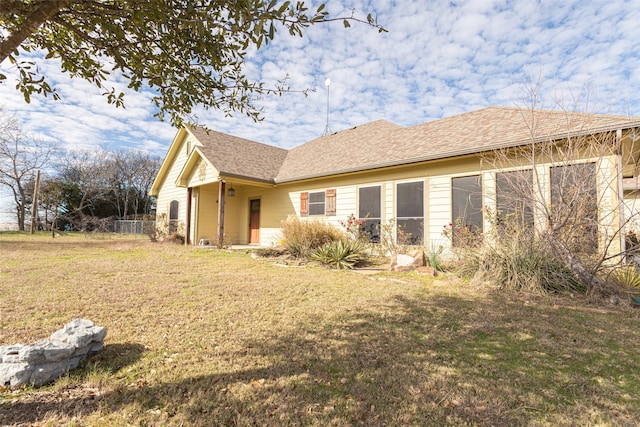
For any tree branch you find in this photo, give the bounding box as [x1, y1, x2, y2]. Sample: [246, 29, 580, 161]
[0, 0, 72, 63]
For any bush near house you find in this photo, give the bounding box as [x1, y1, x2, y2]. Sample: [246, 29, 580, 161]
[447, 209, 587, 294]
[279, 215, 345, 258]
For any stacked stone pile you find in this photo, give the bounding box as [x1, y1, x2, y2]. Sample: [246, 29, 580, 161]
[0, 318, 107, 388]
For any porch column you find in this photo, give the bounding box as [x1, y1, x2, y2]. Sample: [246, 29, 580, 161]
[217, 180, 226, 244]
[185, 187, 192, 245]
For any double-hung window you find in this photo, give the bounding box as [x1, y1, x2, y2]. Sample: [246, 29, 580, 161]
[396, 181, 424, 245]
[359, 186, 382, 243]
[308, 191, 325, 216]
[300, 190, 336, 216]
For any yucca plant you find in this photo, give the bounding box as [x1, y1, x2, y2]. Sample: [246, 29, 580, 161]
[310, 240, 368, 269]
[611, 265, 640, 295]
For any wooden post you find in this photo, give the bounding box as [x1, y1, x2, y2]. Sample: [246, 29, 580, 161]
[185, 187, 192, 245]
[30, 169, 40, 234]
[217, 180, 225, 245]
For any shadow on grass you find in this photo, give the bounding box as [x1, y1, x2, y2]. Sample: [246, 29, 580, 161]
[0, 342, 146, 425]
[88, 342, 148, 374]
[1, 295, 638, 426]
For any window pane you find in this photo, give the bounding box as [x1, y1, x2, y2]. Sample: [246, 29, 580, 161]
[550, 163, 597, 253]
[359, 186, 381, 218]
[359, 186, 382, 243]
[308, 191, 325, 216]
[397, 181, 424, 245]
[169, 200, 179, 220]
[309, 192, 325, 203]
[496, 170, 534, 231]
[363, 219, 381, 243]
[398, 219, 423, 245]
[452, 175, 483, 246]
[397, 181, 424, 217]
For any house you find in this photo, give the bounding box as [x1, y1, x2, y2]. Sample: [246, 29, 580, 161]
[149, 106, 640, 256]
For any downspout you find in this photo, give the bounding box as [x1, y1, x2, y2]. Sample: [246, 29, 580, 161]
[185, 187, 192, 245]
[217, 180, 226, 245]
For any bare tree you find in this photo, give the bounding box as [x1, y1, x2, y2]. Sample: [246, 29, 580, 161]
[57, 149, 112, 231]
[108, 150, 161, 219]
[481, 96, 640, 292]
[0, 112, 59, 230]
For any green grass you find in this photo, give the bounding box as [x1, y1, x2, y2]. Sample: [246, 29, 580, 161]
[1, 233, 639, 426]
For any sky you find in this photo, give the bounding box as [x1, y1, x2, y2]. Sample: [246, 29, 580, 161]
[1, 0, 640, 224]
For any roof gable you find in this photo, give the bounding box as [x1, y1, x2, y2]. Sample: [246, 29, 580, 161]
[150, 127, 189, 196]
[188, 126, 288, 183]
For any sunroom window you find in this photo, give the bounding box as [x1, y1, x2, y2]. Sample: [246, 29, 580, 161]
[496, 169, 534, 233]
[451, 175, 483, 246]
[359, 185, 382, 243]
[397, 181, 424, 245]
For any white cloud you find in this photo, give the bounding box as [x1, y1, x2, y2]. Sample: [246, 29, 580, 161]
[0, 1, 638, 153]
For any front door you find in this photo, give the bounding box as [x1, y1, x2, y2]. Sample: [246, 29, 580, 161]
[249, 199, 260, 244]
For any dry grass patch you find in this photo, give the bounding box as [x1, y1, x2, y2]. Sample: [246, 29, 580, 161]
[1, 233, 639, 426]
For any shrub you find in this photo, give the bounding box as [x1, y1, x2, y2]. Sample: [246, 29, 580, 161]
[310, 240, 369, 269]
[280, 216, 344, 258]
[166, 232, 185, 244]
[447, 207, 585, 294]
[458, 237, 585, 294]
[367, 218, 414, 257]
[339, 214, 369, 242]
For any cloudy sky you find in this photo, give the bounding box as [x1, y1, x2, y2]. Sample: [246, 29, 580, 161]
[1, 0, 640, 222]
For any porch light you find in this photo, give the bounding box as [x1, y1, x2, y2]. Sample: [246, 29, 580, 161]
[227, 185, 236, 197]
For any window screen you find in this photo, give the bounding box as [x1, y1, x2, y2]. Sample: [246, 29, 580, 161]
[169, 200, 179, 220]
[550, 163, 597, 253]
[308, 191, 325, 216]
[359, 186, 382, 243]
[496, 170, 534, 232]
[451, 175, 483, 246]
[397, 181, 424, 245]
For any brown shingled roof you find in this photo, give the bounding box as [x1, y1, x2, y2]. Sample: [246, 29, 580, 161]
[188, 126, 287, 182]
[401, 106, 636, 157]
[189, 107, 640, 184]
[275, 119, 403, 182]
[275, 107, 640, 182]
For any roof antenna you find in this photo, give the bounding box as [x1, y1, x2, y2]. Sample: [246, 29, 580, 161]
[322, 78, 332, 136]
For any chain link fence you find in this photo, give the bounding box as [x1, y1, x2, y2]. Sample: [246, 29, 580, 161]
[112, 220, 155, 235]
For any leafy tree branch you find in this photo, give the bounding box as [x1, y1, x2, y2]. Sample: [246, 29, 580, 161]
[0, 1, 386, 127]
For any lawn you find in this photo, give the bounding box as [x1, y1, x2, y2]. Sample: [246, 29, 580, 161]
[1, 233, 639, 426]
